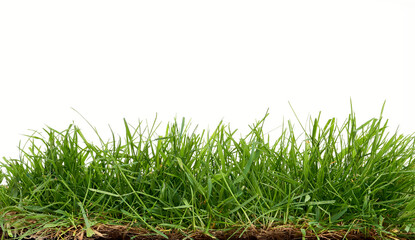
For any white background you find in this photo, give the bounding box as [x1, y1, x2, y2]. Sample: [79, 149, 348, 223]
[1, 0, 414, 160]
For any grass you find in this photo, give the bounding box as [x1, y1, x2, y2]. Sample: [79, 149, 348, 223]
[1, 104, 415, 239]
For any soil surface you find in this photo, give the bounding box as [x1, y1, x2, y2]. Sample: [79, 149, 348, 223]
[3, 224, 415, 240]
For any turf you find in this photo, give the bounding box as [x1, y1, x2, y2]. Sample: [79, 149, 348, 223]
[1, 104, 415, 239]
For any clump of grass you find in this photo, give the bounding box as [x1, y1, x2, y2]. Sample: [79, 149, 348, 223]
[1, 104, 415, 239]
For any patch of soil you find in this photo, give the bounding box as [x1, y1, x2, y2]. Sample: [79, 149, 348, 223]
[4, 224, 414, 240]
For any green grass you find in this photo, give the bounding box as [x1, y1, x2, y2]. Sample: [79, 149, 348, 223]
[1, 104, 415, 239]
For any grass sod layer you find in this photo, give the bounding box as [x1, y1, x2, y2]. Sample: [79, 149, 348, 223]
[1, 106, 415, 240]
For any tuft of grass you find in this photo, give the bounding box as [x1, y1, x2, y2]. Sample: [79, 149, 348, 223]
[1, 105, 415, 239]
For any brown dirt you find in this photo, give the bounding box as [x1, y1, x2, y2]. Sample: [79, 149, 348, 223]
[4, 224, 414, 240]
